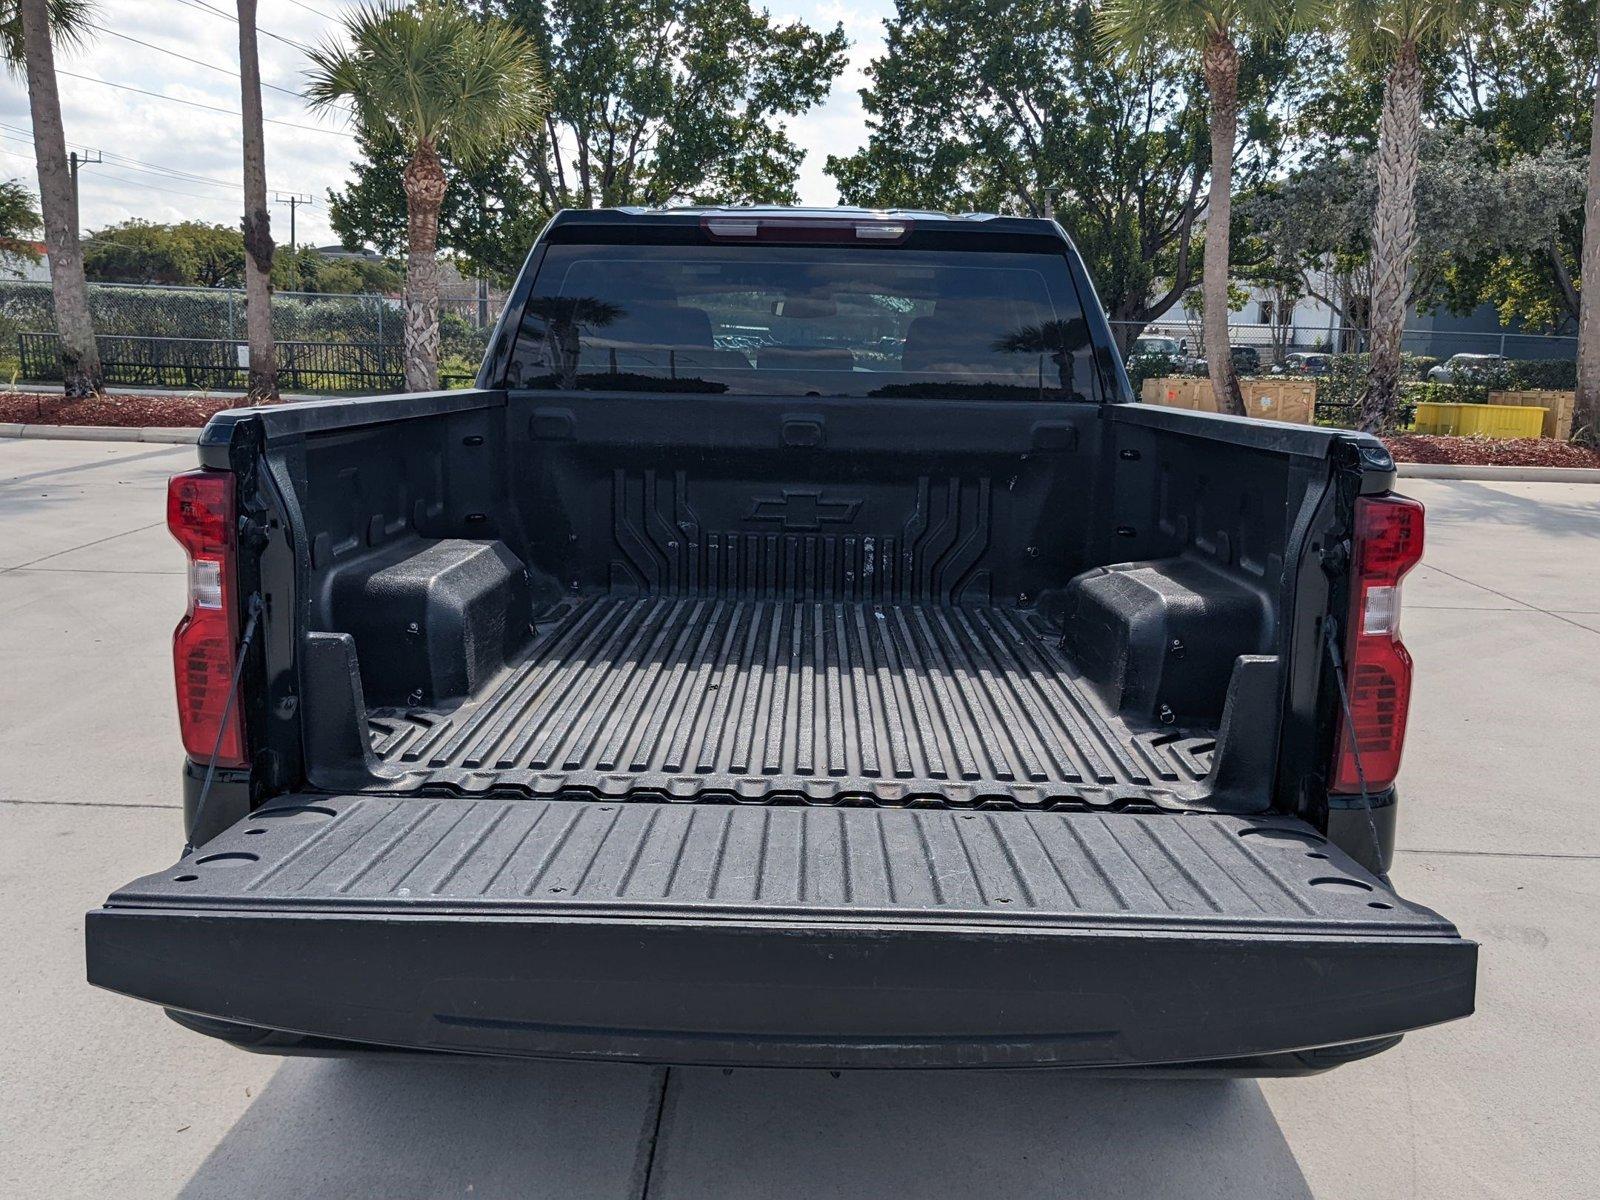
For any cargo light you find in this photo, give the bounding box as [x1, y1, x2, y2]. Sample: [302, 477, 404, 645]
[700, 216, 910, 244]
[167, 469, 246, 768]
[1331, 493, 1425, 793]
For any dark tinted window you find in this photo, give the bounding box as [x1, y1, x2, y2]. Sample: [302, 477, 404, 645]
[507, 243, 1097, 399]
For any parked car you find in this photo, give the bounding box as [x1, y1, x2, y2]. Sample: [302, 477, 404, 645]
[1189, 345, 1262, 376]
[1127, 334, 1183, 367]
[87, 205, 1475, 1076]
[1276, 352, 1332, 376]
[1427, 352, 1506, 383]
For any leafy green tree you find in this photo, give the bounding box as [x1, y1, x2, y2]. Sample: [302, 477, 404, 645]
[80, 220, 405, 297]
[1329, 0, 1504, 431]
[1099, 0, 1310, 415]
[307, 0, 548, 390]
[279, 247, 404, 295]
[512, 0, 845, 206]
[1241, 129, 1583, 337]
[828, 0, 1308, 355]
[1435, 0, 1594, 155]
[328, 0, 846, 284]
[0, 177, 41, 269]
[1288, 3, 1593, 335]
[830, 0, 1310, 355]
[1423, 0, 1595, 333]
[83, 220, 247, 286]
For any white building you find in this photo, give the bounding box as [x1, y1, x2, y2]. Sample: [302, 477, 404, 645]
[0, 240, 50, 282]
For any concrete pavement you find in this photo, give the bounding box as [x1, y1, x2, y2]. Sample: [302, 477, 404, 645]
[2, 440, 1596, 1198]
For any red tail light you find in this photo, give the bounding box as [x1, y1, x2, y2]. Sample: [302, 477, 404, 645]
[1331, 494, 1425, 793]
[168, 470, 246, 767]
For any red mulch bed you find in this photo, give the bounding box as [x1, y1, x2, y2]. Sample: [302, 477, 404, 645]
[0, 390, 250, 428]
[1384, 434, 1600, 469]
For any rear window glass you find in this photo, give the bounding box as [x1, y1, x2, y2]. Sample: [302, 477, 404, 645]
[506, 243, 1097, 399]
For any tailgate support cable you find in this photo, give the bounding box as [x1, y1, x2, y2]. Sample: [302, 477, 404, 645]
[1323, 621, 1383, 871]
[185, 592, 264, 855]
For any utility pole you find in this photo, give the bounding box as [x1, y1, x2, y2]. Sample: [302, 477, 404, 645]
[67, 148, 101, 237]
[271, 192, 314, 290]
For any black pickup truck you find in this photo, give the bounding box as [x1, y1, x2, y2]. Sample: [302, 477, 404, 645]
[87, 207, 1475, 1073]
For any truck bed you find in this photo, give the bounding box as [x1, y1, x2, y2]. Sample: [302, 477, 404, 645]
[364, 595, 1216, 808]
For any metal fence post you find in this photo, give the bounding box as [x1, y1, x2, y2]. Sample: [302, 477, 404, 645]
[227, 290, 237, 343]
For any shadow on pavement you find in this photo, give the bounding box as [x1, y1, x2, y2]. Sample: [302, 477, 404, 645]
[177, 1057, 1311, 1199]
[1419, 479, 1600, 540]
[649, 1067, 1313, 1200]
[176, 1056, 662, 1200]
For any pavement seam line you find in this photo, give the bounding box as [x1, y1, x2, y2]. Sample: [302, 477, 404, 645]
[6, 567, 183, 576]
[0, 443, 192, 486]
[635, 1067, 674, 1200]
[0, 520, 166, 575]
[1398, 846, 1600, 862]
[1419, 563, 1600, 637]
[0, 797, 181, 811]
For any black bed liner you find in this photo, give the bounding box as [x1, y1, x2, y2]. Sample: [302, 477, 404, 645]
[88, 795, 1475, 1068]
[109, 796, 1425, 930]
[363, 595, 1216, 807]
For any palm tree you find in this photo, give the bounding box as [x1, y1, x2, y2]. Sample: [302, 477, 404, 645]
[1100, 0, 1302, 417]
[1335, 0, 1484, 432]
[6, 0, 99, 397]
[237, 0, 277, 402]
[1575, 22, 1600, 447]
[305, 1, 546, 392]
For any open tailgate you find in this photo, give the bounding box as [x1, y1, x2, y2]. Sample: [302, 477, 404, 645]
[87, 796, 1475, 1069]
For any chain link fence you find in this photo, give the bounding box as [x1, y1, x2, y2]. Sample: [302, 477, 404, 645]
[0, 279, 498, 393]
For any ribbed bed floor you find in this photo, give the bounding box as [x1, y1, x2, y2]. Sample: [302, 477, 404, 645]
[367, 596, 1217, 807]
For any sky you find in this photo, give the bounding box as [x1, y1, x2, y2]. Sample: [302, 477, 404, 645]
[0, 0, 895, 253]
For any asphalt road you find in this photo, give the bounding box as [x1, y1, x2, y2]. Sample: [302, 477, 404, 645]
[3, 436, 1597, 1199]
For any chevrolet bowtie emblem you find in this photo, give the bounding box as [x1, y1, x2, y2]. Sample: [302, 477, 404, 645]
[746, 490, 863, 531]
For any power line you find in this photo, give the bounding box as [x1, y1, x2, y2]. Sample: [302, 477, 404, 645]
[171, 0, 317, 55]
[0, 127, 244, 195]
[53, 70, 355, 138]
[0, 144, 241, 205]
[86, 22, 355, 118]
[0, 123, 245, 191]
[283, 0, 340, 20]
[94, 165, 249, 204]
[0, 124, 236, 189]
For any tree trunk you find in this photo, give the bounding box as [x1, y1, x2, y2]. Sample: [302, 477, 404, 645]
[237, 0, 278, 403]
[1574, 24, 1600, 447]
[402, 139, 446, 392]
[20, 0, 100, 397]
[1361, 41, 1423, 434]
[1201, 33, 1245, 417]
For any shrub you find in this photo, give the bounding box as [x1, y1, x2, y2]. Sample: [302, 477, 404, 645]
[1503, 358, 1575, 391]
[1125, 351, 1176, 395]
